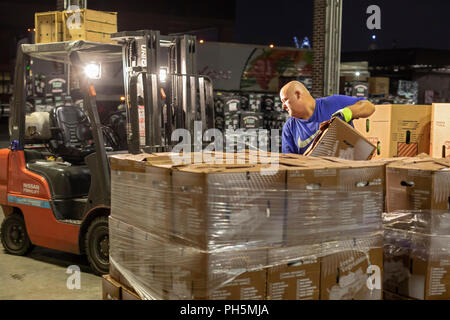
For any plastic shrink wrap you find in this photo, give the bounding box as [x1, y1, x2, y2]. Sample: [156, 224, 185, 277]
[384, 210, 450, 300]
[109, 152, 386, 300]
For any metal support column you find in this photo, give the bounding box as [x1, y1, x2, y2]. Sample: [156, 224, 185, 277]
[324, 0, 343, 96]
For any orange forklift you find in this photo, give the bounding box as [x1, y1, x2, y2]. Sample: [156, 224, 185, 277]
[0, 33, 214, 275]
[0, 41, 126, 274]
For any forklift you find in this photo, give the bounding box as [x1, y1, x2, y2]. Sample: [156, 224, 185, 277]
[0, 33, 214, 275]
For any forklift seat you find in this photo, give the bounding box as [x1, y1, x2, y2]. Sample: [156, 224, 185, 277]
[49, 105, 95, 163]
[26, 160, 91, 200]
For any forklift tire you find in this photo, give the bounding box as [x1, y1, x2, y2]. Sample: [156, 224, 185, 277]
[85, 216, 109, 276]
[0, 213, 34, 256]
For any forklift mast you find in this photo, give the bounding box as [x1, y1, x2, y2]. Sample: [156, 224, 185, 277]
[111, 30, 214, 154]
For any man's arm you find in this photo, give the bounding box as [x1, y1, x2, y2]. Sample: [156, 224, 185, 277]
[332, 99, 375, 123]
[346, 100, 375, 119]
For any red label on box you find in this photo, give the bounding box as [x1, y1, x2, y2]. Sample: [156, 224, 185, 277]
[397, 143, 418, 157]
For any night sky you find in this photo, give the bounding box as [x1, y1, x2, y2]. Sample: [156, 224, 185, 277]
[0, 0, 449, 52]
[235, 0, 450, 51]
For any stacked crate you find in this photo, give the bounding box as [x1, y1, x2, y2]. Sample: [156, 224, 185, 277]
[35, 9, 117, 44]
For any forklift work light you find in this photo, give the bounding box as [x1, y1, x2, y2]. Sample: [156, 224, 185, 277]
[84, 63, 102, 80]
[159, 67, 167, 83]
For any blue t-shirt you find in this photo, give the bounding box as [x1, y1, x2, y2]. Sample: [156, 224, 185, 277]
[282, 95, 366, 154]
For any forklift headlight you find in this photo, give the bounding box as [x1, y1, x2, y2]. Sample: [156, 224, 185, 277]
[84, 63, 101, 80]
[159, 67, 167, 83]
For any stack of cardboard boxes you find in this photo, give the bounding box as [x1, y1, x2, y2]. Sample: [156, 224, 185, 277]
[384, 211, 450, 300]
[383, 156, 450, 300]
[353, 104, 432, 159]
[105, 152, 385, 300]
[354, 103, 450, 160]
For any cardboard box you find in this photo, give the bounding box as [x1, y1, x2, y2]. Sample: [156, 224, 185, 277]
[109, 216, 267, 300]
[62, 9, 117, 44]
[369, 77, 390, 96]
[383, 244, 411, 296]
[384, 212, 450, 300]
[204, 270, 267, 300]
[320, 236, 383, 300]
[109, 216, 169, 300]
[171, 163, 286, 249]
[283, 157, 384, 245]
[110, 153, 175, 239]
[110, 151, 288, 250]
[102, 275, 122, 300]
[405, 253, 450, 300]
[267, 246, 320, 300]
[164, 231, 268, 300]
[304, 117, 376, 160]
[386, 157, 450, 212]
[430, 103, 450, 159]
[353, 104, 432, 159]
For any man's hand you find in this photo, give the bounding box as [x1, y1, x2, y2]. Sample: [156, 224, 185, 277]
[332, 107, 353, 123]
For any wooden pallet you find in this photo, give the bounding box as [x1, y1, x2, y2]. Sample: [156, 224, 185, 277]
[102, 274, 141, 300]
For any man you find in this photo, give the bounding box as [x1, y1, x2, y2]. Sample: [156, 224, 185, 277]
[280, 81, 375, 154]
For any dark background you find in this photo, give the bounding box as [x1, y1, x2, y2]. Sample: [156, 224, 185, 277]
[1, 0, 449, 56]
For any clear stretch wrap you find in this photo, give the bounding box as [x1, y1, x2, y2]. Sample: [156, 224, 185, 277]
[383, 210, 450, 300]
[109, 152, 385, 300]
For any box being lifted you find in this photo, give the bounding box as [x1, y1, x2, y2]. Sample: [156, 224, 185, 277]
[304, 117, 376, 160]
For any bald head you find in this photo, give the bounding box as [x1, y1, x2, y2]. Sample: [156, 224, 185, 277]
[280, 81, 315, 119]
[280, 81, 309, 96]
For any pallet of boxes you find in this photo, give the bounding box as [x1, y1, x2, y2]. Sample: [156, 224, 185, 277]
[35, 8, 117, 44]
[383, 156, 450, 300]
[102, 150, 387, 300]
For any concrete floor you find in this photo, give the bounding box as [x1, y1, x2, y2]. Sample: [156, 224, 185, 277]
[0, 200, 102, 300]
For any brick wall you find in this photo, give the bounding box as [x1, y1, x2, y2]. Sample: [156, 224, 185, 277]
[312, 0, 326, 98]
